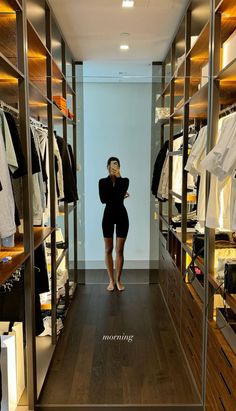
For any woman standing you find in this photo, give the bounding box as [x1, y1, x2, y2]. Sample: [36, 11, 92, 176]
[99, 157, 129, 291]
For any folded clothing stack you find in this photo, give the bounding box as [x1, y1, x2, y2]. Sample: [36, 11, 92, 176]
[171, 210, 198, 229]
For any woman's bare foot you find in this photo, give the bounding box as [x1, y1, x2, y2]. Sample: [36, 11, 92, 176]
[107, 281, 115, 291]
[116, 282, 125, 291]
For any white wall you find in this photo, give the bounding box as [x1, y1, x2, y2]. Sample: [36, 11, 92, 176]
[83, 62, 152, 269]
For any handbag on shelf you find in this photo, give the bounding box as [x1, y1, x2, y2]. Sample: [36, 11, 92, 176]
[224, 263, 236, 294]
[193, 233, 232, 258]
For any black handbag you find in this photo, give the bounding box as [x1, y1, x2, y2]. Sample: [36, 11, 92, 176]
[224, 263, 236, 294]
[193, 233, 231, 258]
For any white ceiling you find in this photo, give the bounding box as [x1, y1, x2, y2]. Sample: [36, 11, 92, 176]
[48, 0, 189, 63]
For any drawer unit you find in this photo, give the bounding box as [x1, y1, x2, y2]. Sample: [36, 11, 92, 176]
[207, 323, 236, 408]
[206, 368, 233, 411]
[182, 311, 202, 362]
[182, 328, 202, 393]
[182, 283, 203, 339]
[207, 362, 236, 411]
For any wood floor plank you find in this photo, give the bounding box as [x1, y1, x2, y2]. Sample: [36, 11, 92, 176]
[39, 281, 200, 406]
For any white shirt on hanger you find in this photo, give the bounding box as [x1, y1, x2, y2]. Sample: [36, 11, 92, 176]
[201, 112, 236, 231]
[0, 120, 16, 240]
[185, 125, 208, 227]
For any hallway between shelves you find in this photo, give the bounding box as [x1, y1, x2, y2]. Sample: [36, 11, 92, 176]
[38, 276, 202, 407]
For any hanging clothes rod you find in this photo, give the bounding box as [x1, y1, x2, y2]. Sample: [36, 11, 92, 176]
[219, 102, 236, 118]
[0, 100, 19, 115]
[30, 117, 46, 128]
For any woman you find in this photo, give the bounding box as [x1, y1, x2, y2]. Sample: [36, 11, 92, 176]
[99, 157, 129, 291]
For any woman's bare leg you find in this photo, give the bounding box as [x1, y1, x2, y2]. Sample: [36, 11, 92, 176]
[115, 237, 126, 290]
[104, 237, 114, 290]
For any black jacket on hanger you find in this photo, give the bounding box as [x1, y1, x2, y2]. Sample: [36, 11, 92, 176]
[151, 140, 169, 197]
[68, 144, 77, 183]
[4, 112, 27, 179]
[56, 134, 78, 203]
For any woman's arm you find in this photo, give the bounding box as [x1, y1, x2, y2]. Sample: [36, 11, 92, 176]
[99, 179, 110, 204]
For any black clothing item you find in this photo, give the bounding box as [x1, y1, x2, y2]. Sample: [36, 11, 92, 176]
[4, 112, 27, 179]
[35, 244, 49, 294]
[31, 129, 41, 175]
[56, 135, 78, 203]
[99, 176, 129, 238]
[68, 144, 77, 183]
[0, 269, 44, 336]
[151, 140, 169, 197]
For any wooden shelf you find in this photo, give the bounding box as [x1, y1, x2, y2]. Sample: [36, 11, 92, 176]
[218, 57, 236, 81]
[29, 81, 50, 123]
[0, 79, 19, 107]
[53, 103, 75, 124]
[67, 81, 75, 96]
[52, 58, 66, 82]
[216, 0, 236, 18]
[0, 51, 24, 79]
[0, 249, 29, 286]
[0, 227, 54, 286]
[27, 20, 51, 59]
[188, 83, 209, 119]
[0, 0, 22, 12]
[0, 12, 17, 68]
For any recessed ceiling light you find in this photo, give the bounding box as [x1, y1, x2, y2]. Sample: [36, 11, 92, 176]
[120, 32, 130, 37]
[122, 0, 134, 8]
[120, 44, 129, 51]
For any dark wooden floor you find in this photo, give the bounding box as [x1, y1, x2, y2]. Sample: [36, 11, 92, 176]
[39, 283, 200, 406]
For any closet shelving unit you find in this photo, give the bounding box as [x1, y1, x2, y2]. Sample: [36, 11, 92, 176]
[155, 0, 236, 409]
[0, 0, 78, 409]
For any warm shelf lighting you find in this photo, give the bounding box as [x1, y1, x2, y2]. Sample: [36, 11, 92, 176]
[122, 0, 134, 8]
[28, 54, 47, 60]
[53, 78, 63, 83]
[29, 102, 47, 107]
[120, 44, 129, 51]
[191, 56, 208, 62]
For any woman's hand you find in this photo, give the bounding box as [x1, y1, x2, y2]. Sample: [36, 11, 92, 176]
[124, 192, 130, 199]
[110, 165, 120, 178]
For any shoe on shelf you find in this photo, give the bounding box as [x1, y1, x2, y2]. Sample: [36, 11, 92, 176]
[116, 282, 125, 291]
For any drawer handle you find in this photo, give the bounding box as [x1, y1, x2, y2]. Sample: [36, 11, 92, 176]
[220, 372, 231, 396]
[186, 343, 194, 357]
[218, 396, 226, 411]
[187, 326, 194, 339]
[187, 308, 194, 319]
[220, 347, 232, 369]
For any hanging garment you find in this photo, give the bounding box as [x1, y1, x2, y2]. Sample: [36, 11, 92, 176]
[0, 109, 18, 174]
[68, 144, 77, 183]
[56, 134, 78, 203]
[4, 112, 27, 228]
[54, 133, 64, 200]
[185, 126, 208, 226]
[4, 112, 27, 178]
[151, 140, 169, 197]
[35, 244, 49, 294]
[158, 136, 195, 203]
[0, 268, 44, 337]
[0, 118, 16, 243]
[201, 113, 236, 230]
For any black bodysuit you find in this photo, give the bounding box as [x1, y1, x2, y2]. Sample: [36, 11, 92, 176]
[99, 176, 129, 238]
